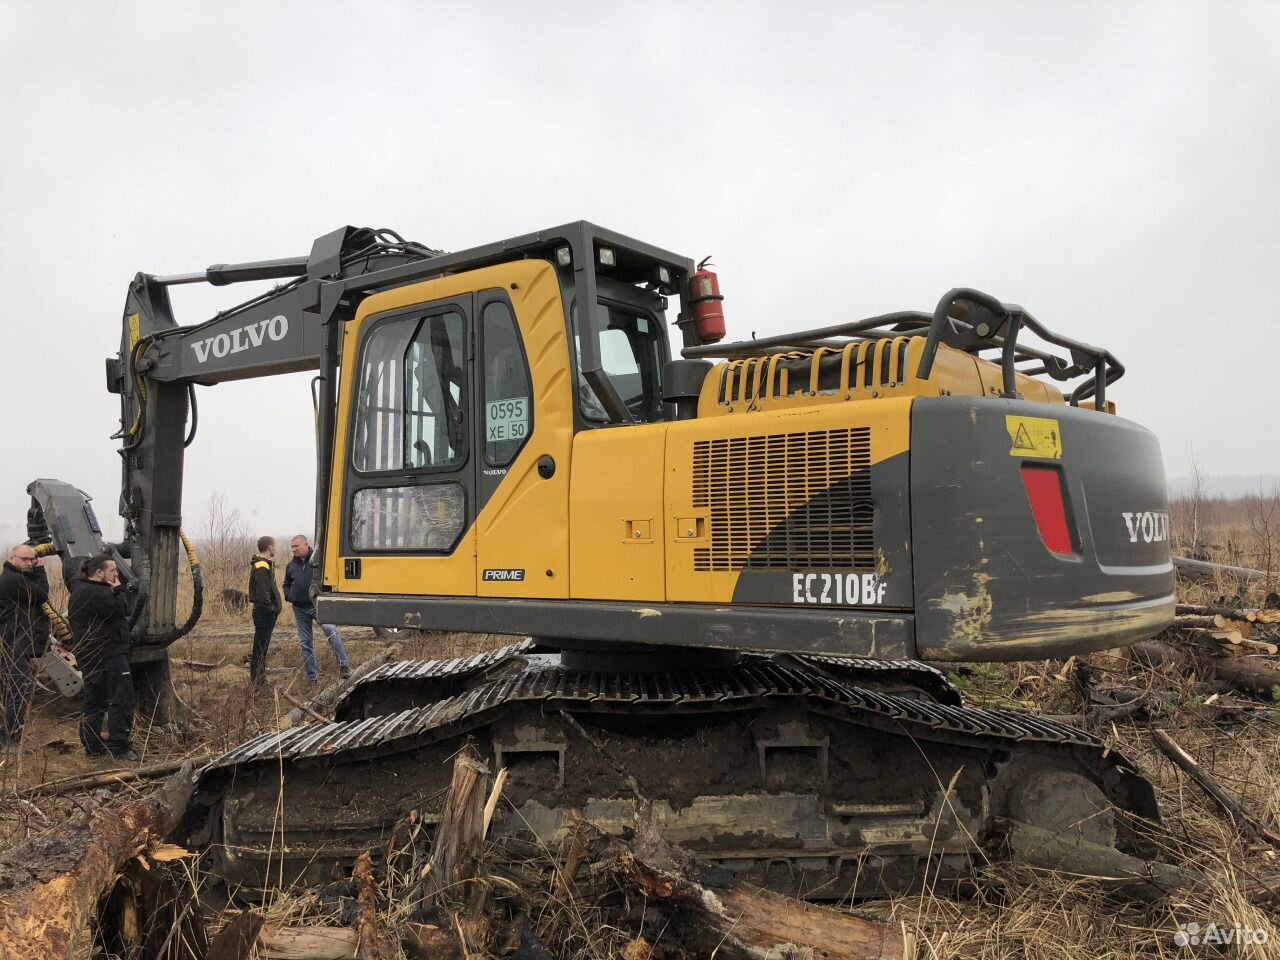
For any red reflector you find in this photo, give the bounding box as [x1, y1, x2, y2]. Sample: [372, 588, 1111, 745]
[1021, 466, 1074, 556]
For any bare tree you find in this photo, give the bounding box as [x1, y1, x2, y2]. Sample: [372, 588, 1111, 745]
[200, 491, 252, 618]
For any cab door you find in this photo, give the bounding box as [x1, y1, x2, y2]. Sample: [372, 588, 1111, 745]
[326, 261, 573, 602]
[334, 292, 478, 597]
[473, 272, 573, 599]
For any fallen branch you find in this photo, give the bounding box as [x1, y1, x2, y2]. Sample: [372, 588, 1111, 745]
[283, 646, 399, 727]
[19, 757, 202, 798]
[278, 687, 332, 724]
[1152, 729, 1280, 849]
[1174, 556, 1269, 583]
[0, 762, 197, 958]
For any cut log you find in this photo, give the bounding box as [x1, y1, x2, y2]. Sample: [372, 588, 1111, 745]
[284, 646, 399, 727]
[602, 849, 909, 959]
[1178, 603, 1258, 621]
[1152, 729, 1280, 849]
[995, 820, 1204, 902]
[258, 925, 359, 960]
[1173, 614, 1219, 629]
[1212, 614, 1254, 637]
[0, 761, 197, 959]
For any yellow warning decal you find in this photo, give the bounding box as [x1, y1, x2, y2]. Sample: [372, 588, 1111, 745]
[1006, 415, 1062, 460]
[127, 313, 141, 347]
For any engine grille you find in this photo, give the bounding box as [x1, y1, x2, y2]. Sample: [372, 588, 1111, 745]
[692, 428, 874, 572]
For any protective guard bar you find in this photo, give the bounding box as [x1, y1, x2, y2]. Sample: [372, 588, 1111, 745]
[682, 287, 1123, 408]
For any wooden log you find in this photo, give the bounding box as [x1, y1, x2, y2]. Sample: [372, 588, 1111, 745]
[603, 849, 909, 959]
[258, 925, 358, 959]
[1178, 603, 1258, 621]
[1212, 614, 1254, 637]
[20, 758, 200, 798]
[1152, 730, 1280, 849]
[1234, 638, 1279, 655]
[1174, 556, 1268, 582]
[996, 820, 1204, 902]
[353, 852, 381, 960]
[0, 761, 197, 959]
[1173, 614, 1219, 629]
[283, 646, 399, 727]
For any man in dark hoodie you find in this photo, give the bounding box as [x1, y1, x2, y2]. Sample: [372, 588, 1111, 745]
[283, 535, 350, 686]
[248, 536, 282, 686]
[68, 555, 138, 761]
[0, 543, 51, 752]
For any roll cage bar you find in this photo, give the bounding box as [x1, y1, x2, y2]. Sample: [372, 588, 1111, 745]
[682, 287, 1123, 408]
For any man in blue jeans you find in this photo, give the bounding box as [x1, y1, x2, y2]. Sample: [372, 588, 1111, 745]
[282, 535, 350, 686]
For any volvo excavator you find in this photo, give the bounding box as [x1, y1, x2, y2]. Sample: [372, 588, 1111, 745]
[26, 222, 1175, 898]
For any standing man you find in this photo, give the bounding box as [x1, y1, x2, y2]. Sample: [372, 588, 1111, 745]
[68, 555, 138, 761]
[248, 536, 282, 686]
[283, 535, 351, 686]
[0, 544, 51, 753]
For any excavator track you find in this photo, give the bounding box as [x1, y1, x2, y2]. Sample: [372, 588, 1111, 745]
[181, 646, 1157, 899]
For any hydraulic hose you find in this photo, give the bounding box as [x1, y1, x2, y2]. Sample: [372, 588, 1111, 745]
[174, 529, 204, 640]
[41, 602, 74, 644]
[30, 544, 75, 645]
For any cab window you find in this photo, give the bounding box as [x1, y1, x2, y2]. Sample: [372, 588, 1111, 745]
[573, 302, 664, 423]
[351, 309, 467, 473]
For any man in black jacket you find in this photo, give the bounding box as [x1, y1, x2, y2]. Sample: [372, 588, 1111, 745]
[248, 536, 282, 686]
[0, 543, 51, 752]
[68, 555, 138, 761]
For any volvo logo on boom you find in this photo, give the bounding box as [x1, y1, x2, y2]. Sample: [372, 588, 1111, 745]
[1122, 510, 1169, 544]
[190, 315, 289, 364]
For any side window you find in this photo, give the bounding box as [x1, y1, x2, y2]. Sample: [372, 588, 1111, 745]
[351, 310, 467, 473]
[482, 299, 532, 464]
[572, 302, 665, 423]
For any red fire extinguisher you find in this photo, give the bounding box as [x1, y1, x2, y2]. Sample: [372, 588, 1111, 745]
[689, 256, 726, 344]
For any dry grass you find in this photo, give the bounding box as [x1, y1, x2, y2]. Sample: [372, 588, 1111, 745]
[5, 506, 1280, 956]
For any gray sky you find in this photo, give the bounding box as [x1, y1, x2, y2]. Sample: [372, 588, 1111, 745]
[1, 1, 1277, 546]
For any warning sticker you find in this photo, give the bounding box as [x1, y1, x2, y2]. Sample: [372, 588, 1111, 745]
[1006, 415, 1062, 459]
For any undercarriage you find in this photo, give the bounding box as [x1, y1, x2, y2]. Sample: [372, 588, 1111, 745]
[180, 643, 1158, 899]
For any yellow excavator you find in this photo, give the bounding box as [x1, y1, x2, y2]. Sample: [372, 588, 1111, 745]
[27, 221, 1173, 897]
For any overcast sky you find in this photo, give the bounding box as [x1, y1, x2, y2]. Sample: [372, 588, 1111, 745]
[1, 1, 1277, 548]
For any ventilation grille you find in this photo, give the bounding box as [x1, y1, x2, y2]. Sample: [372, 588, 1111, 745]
[716, 336, 917, 408]
[692, 428, 874, 572]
